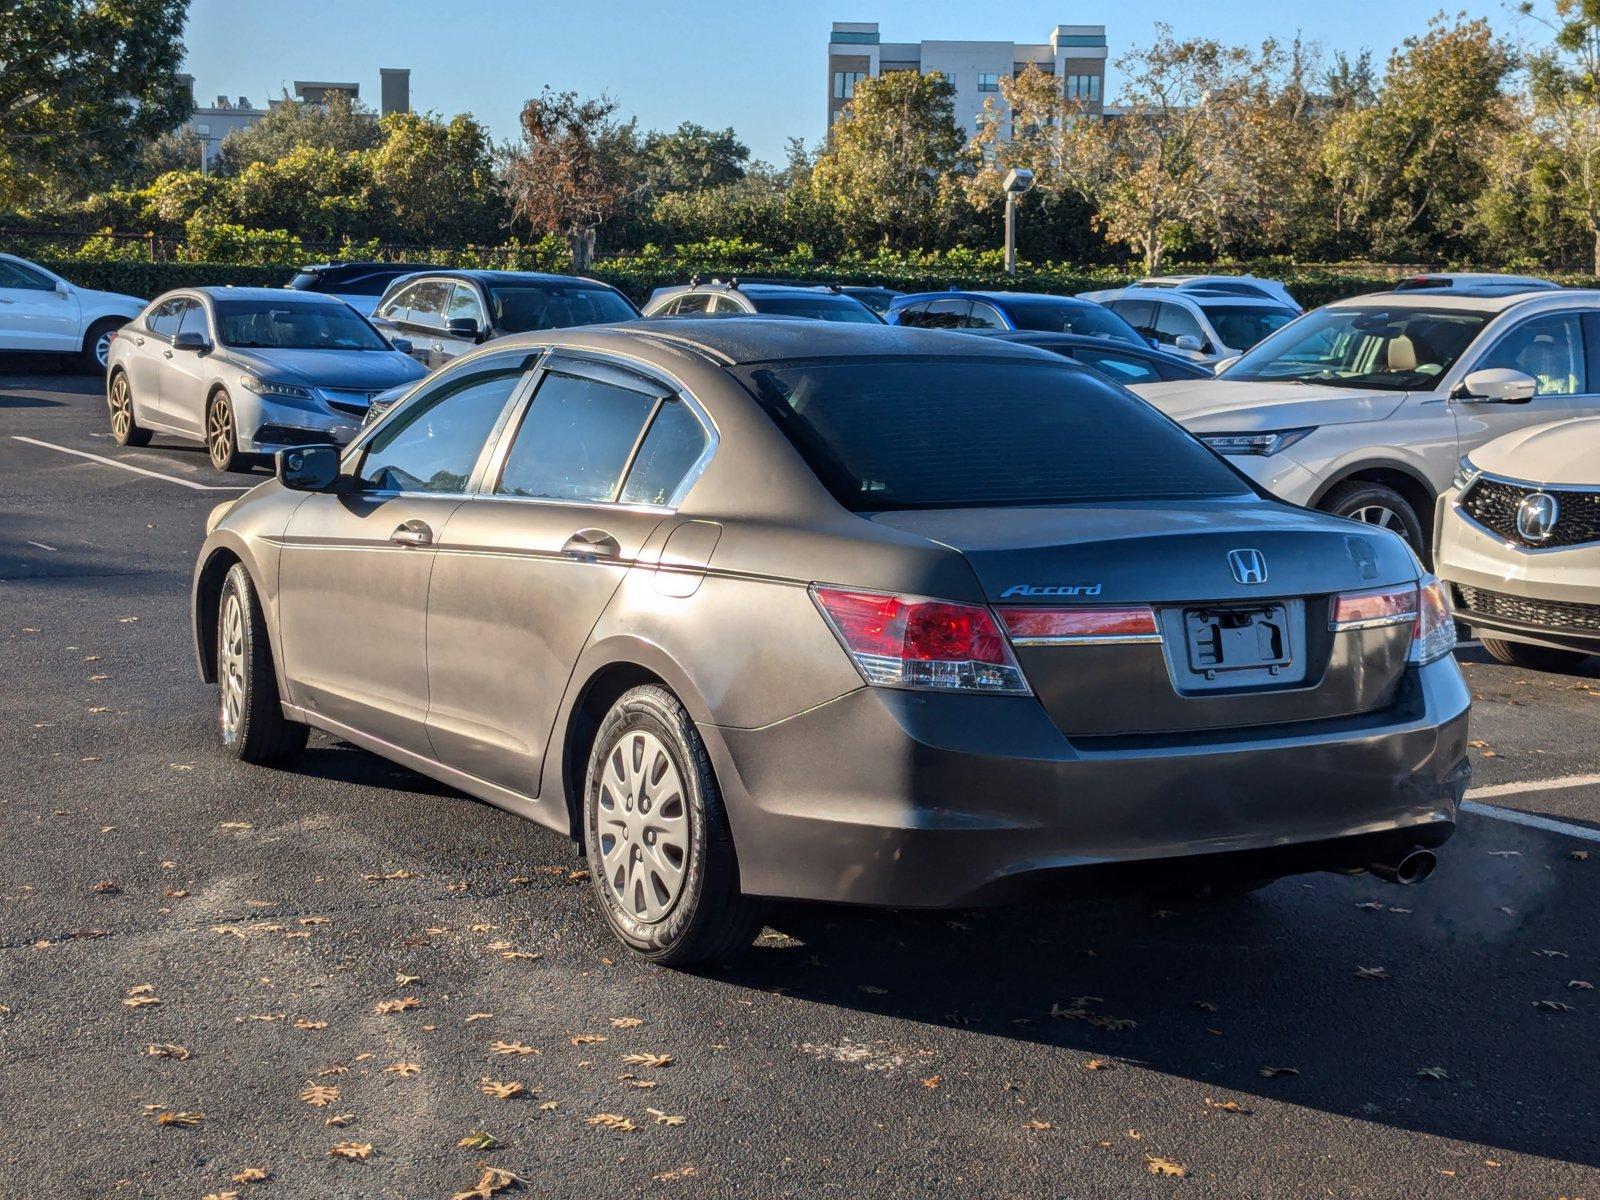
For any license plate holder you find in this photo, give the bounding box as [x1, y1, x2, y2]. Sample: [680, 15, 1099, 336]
[1183, 604, 1292, 677]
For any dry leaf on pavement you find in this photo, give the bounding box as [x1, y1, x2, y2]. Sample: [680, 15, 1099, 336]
[648, 1108, 686, 1126]
[1146, 1156, 1188, 1178]
[480, 1079, 524, 1099]
[156, 1111, 203, 1127]
[621, 1052, 673, 1069]
[300, 1084, 340, 1107]
[230, 1167, 269, 1183]
[374, 996, 420, 1015]
[328, 1142, 374, 1160]
[1258, 1066, 1300, 1078]
[449, 1166, 523, 1200]
[457, 1130, 501, 1150]
[146, 1043, 189, 1060]
[384, 1061, 421, 1076]
[1534, 999, 1574, 1012]
[1022, 1119, 1052, 1131]
[610, 1016, 644, 1028]
[489, 1041, 540, 1056]
[1417, 1066, 1450, 1080]
[1354, 966, 1390, 981]
[1204, 1097, 1250, 1114]
[570, 1034, 607, 1045]
[587, 1112, 637, 1131]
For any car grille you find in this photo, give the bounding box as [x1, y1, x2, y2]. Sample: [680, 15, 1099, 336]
[315, 388, 378, 417]
[1460, 477, 1600, 547]
[1455, 585, 1600, 633]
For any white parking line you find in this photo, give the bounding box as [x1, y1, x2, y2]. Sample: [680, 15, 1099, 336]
[1468, 773, 1600, 801]
[24, 540, 57, 552]
[1462, 800, 1600, 843]
[11, 437, 250, 492]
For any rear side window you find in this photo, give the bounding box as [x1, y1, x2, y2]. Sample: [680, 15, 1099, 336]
[1071, 346, 1162, 385]
[741, 358, 1248, 511]
[619, 400, 710, 506]
[495, 372, 656, 502]
[145, 298, 185, 337]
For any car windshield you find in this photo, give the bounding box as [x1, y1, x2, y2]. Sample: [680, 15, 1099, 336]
[741, 358, 1250, 511]
[1223, 306, 1492, 390]
[995, 299, 1144, 344]
[752, 295, 882, 323]
[486, 284, 637, 332]
[214, 301, 390, 351]
[1200, 303, 1298, 351]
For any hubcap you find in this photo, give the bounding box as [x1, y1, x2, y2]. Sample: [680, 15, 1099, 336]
[208, 397, 233, 466]
[94, 330, 114, 367]
[218, 591, 246, 744]
[596, 730, 690, 924]
[109, 377, 131, 440]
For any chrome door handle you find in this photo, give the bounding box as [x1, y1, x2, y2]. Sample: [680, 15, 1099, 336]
[134, 335, 145, 345]
[163, 349, 173, 358]
[390, 520, 433, 547]
[561, 528, 620, 559]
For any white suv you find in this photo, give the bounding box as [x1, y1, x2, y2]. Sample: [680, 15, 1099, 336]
[0, 253, 145, 371]
[1082, 286, 1299, 365]
[1132, 287, 1600, 557]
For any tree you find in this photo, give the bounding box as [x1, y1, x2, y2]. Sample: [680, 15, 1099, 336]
[212, 90, 381, 176]
[0, 0, 191, 202]
[1321, 15, 1515, 259]
[369, 111, 503, 244]
[640, 123, 749, 194]
[504, 89, 635, 270]
[1516, 0, 1600, 271]
[809, 70, 970, 250]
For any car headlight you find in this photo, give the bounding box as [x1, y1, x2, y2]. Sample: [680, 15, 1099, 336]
[239, 375, 318, 410]
[1199, 428, 1315, 456]
[1452, 456, 1481, 492]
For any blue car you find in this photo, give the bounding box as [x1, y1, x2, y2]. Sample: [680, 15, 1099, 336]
[886, 290, 1146, 345]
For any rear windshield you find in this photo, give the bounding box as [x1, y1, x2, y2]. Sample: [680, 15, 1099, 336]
[740, 358, 1250, 511]
[487, 284, 638, 332]
[995, 299, 1143, 344]
[214, 301, 390, 351]
[752, 295, 882, 323]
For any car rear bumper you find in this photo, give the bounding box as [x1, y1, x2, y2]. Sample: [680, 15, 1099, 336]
[705, 658, 1470, 908]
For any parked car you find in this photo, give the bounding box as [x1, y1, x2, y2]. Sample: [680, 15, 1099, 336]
[286, 261, 443, 317]
[106, 288, 425, 471]
[0, 252, 144, 371]
[985, 331, 1213, 385]
[838, 285, 901, 315]
[643, 281, 883, 323]
[1131, 287, 1600, 557]
[1085, 287, 1299, 364]
[1105, 273, 1302, 312]
[1393, 273, 1559, 294]
[1436, 417, 1600, 672]
[371, 270, 640, 369]
[190, 319, 1466, 966]
[886, 290, 1145, 344]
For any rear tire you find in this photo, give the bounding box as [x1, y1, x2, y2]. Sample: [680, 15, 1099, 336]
[106, 370, 152, 447]
[217, 563, 307, 766]
[1481, 637, 1591, 673]
[582, 685, 764, 966]
[80, 318, 122, 373]
[1319, 480, 1425, 558]
[206, 389, 246, 473]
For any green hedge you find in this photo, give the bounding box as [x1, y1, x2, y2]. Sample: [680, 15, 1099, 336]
[41, 259, 293, 298]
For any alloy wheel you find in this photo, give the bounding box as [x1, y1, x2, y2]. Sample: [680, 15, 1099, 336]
[596, 730, 690, 924]
[108, 375, 132, 441]
[94, 329, 115, 368]
[218, 590, 246, 745]
[207, 396, 235, 469]
[1346, 504, 1405, 532]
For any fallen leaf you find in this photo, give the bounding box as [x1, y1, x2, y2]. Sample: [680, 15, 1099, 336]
[374, 996, 420, 1015]
[218, 822, 252, 830]
[294, 1019, 327, 1030]
[395, 973, 420, 985]
[457, 1130, 501, 1150]
[480, 1079, 524, 1099]
[653, 1165, 699, 1182]
[489, 1041, 540, 1056]
[1534, 949, 1569, 959]
[1487, 850, 1521, 858]
[621, 1052, 673, 1069]
[1084, 1058, 1114, 1071]
[448, 1166, 523, 1200]
[328, 1141, 374, 1160]
[1569, 980, 1595, 990]
[647, 1107, 686, 1126]
[1534, 999, 1574, 1012]
[1146, 1155, 1188, 1178]
[300, 1084, 340, 1107]
[363, 869, 416, 882]
[1258, 1066, 1300, 1078]
[1572, 850, 1590, 861]
[465, 1012, 495, 1023]
[610, 1016, 644, 1029]
[230, 1167, 269, 1184]
[1204, 1097, 1250, 1114]
[537, 1100, 558, 1112]
[1354, 966, 1390, 981]
[618, 1075, 658, 1089]
[1416, 1066, 1450, 1080]
[500, 950, 542, 961]
[587, 1112, 637, 1131]
[570, 1034, 607, 1045]
[123, 995, 161, 1008]
[384, 1061, 421, 1076]
[1022, 1119, 1052, 1131]
[156, 1111, 203, 1127]
[324, 1113, 355, 1127]
[146, 1043, 189, 1060]
[920, 1075, 942, 1088]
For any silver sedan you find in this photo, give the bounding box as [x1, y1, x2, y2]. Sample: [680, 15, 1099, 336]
[105, 287, 425, 472]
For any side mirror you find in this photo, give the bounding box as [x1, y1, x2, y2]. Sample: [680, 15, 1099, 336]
[446, 317, 481, 339]
[172, 330, 209, 353]
[55, 280, 71, 298]
[1457, 368, 1537, 404]
[276, 444, 341, 492]
[1174, 334, 1205, 353]
[390, 337, 414, 356]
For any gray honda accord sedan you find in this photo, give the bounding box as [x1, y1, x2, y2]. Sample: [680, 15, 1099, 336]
[191, 320, 1470, 965]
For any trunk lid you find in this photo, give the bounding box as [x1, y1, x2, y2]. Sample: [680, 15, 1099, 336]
[866, 498, 1420, 737]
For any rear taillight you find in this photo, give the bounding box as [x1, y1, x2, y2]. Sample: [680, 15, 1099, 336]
[811, 586, 1029, 695]
[1329, 578, 1456, 665]
[998, 606, 1161, 645]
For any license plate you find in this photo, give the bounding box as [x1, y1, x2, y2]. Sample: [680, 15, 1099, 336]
[1183, 604, 1292, 676]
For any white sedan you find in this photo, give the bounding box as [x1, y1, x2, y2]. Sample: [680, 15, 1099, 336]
[1436, 416, 1600, 672]
[0, 253, 145, 371]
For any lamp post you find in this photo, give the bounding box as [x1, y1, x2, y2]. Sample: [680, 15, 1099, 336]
[1002, 168, 1035, 276]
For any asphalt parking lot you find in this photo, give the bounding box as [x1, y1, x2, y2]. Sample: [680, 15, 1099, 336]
[2, 367, 1598, 1200]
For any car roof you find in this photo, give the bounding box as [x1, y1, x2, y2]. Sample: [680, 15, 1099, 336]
[657, 282, 856, 298]
[391, 269, 624, 288]
[1325, 288, 1600, 312]
[189, 286, 354, 303]
[494, 316, 1062, 368]
[892, 290, 1095, 306]
[297, 261, 436, 273]
[1104, 286, 1289, 308]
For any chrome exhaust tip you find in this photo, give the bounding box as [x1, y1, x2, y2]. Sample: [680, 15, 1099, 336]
[1366, 847, 1437, 886]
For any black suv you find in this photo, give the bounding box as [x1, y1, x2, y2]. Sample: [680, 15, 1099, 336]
[286, 262, 443, 315]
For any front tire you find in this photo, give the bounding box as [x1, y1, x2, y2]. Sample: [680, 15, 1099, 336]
[106, 370, 152, 447]
[1481, 637, 1592, 673]
[81, 318, 122, 373]
[206, 389, 246, 473]
[582, 685, 764, 966]
[217, 563, 307, 766]
[1319, 480, 1425, 558]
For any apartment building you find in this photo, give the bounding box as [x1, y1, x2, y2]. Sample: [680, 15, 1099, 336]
[827, 22, 1108, 133]
[180, 69, 412, 168]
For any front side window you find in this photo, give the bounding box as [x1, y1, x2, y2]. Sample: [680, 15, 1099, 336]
[1072, 347, 1162, 385]
[487, 283, 637, 333]
[358, 368, 524, 493]
[1151, 301, 1207, 346]
[619, 400, 710, 506]
[742, 358, 1249, 511]
[1225, 306, 1491, 391]
[495, 372, 657, 502]
[214, 301, 389, 351]
[1201, 303, 1297, 351]
[1005, 298, 1144, 344]
[447, 283, 487, 326]
[176, 301, 209, 339]
[1473, 312, 1586, 396]
[398, 280, 453, 330]
[375, 281, 421, 321]
[0, 259, 54, 290]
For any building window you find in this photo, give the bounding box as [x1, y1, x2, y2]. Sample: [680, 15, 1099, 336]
[1065, 75, 1101, 103]
[978, 72, 1000, 92]
[195, 123, 211, 136]
[833, 71, 868, 100]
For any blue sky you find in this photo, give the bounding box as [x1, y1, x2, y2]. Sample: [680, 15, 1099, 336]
[184, 0, 1512, 164]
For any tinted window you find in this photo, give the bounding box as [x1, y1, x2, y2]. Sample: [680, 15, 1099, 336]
[488, 284, 637, 333]
[965, 302, 1005, 330]
[619, 400, 710, 506]
[899, 299, 968, 329]
[0, 260, 54, 290]
[752, 295, 881, 324]
[1108, 299, 1155, 332]
[1475, 312, 1587, 396]
[401, 280, 452, 328]
[666, 293, 714, 315]
[1071, 346, 1162, 384]
[742, 359, 1249, 511]
[1226, 306, 1490, 390]
[215, 301, 389, 351]
[1151, 301, 1206, 346]
[375, 281, 423, 321]
[1200, 303, 1296, 351]
[495, 372, 656, 502]
[1005, 298, 1144, 344]
[447, 283, 487, 325]
[359, 368, 523, 493]
[176, 301, 208, 339]
[145, 299, 185, 337]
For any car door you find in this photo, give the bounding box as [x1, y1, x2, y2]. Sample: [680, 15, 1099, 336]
[1452, 311, 1585, 454]
[1150, 300, 1211, 359]
[125, 298, 184, 417]
[275, 353, 536, 752]
[423, 354, 711, 794]
[0, 258, 78, 351]
[431, 282, 488, 367]
[155, 299, 210, 435]
[1107, 298, 1157, 346]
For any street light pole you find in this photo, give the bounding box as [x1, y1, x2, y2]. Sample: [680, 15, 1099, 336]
[1001, 168, 1034, 276]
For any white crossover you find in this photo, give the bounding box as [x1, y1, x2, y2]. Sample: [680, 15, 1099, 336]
[0, 252, 145, 370]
